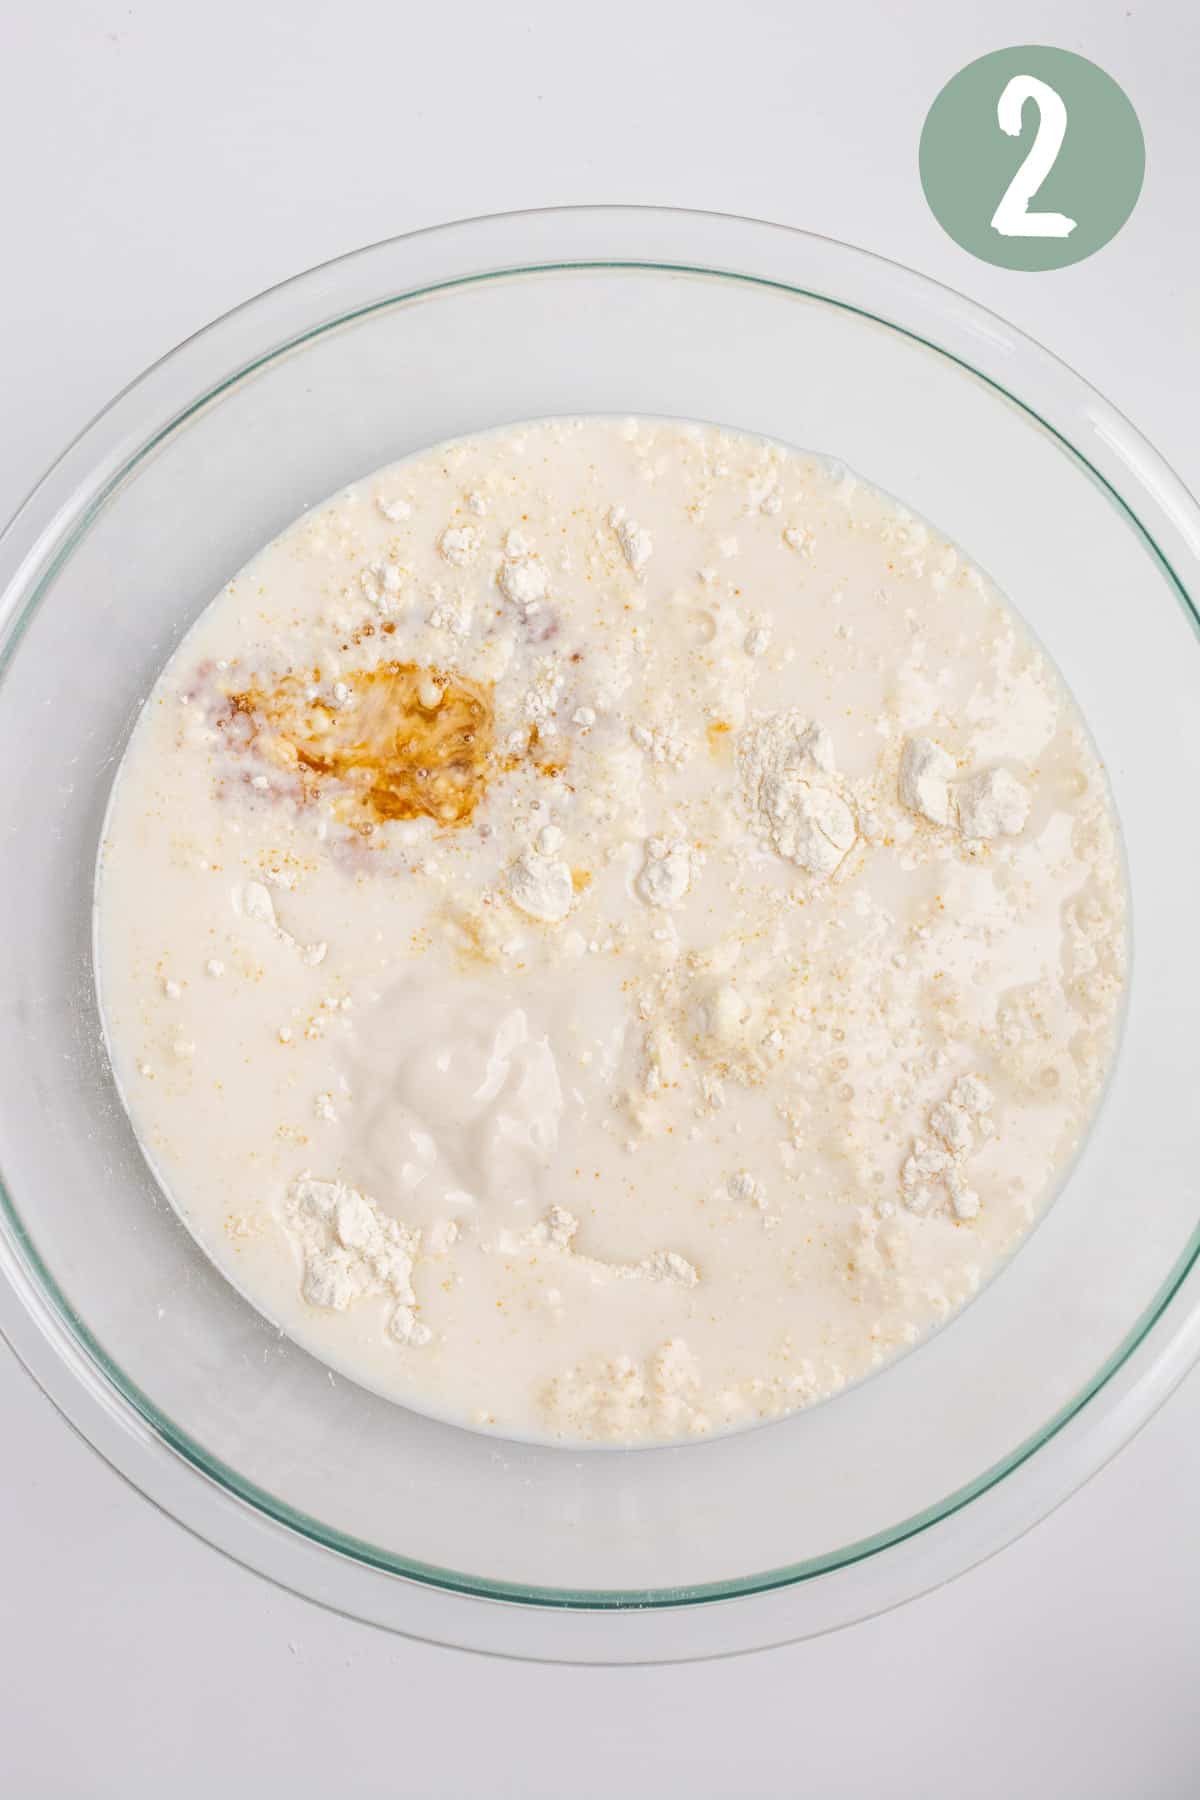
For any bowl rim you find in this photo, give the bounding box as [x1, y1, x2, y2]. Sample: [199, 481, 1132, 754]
[2, 203, 1199, 1658]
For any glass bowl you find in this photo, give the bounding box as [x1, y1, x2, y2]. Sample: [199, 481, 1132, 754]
[2, 207, 1199, 1664]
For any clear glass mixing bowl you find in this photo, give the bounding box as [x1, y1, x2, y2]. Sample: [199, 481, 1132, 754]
[2, 207, 1198, 1663]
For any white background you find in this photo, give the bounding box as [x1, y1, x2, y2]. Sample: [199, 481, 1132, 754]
[2, 2, 1198, 1794]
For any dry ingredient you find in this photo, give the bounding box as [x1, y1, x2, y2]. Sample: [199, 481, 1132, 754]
[95, 417, 1127, 1445]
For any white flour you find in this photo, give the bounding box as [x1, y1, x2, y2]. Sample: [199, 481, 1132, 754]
[284, 1177, 430, 1346]
[738, 714, 857, 877]
[898, 736, 1031, 839]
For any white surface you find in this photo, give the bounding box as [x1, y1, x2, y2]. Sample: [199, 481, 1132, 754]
[2, 1, 1197, 1793]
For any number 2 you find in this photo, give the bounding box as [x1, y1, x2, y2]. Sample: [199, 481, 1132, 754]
[990, 75, 1077, 239]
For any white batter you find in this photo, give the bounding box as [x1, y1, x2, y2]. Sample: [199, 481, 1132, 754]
[95, 417, 1127, 1444]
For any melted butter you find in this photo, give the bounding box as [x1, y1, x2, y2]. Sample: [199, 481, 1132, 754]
[229, 663, 495, 828]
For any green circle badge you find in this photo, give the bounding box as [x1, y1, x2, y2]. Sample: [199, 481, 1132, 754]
[920, 46, 1145, 270]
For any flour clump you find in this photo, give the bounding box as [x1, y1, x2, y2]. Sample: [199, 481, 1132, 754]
[498, 537, 550, 612]
[282, 1177, 430, 1346]
[437, 524, 479, 567]
[507, 848, 574, 924]
[957, 767, 1030, 839]
[899, 735, 956, 826]
[738, 713, 857, 876]
[609, 506, 654, 574]
[899, 737, 1030, 840]
[636, 839, 691, 908]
